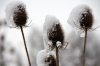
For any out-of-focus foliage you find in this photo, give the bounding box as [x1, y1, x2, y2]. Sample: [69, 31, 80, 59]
[0, 18, 6, 66]
[28, 27, 44, 66]
[59, 30, 100, 66]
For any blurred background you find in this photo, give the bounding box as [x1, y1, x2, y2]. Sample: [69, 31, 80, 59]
[0, 0, 100, 66]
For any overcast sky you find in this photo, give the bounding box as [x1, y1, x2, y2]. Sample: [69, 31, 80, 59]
[0, 0, 100, 46]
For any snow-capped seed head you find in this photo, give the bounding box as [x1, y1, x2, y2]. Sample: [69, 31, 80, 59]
[68, 4, 93, 30]
[13, 5, 27, 27]
[36, 50, 56, 66]
[80, 7, 93, 30]
[45, 55, 56, 66]
[5, 1, 28, 27]
[43, 15, 64, 49]
[67, 4, 93, 37]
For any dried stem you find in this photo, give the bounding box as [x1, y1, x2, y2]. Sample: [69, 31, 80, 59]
[82, 28, 87, 66]
[20, 26, 31, 66]
[56, 46, 59, 66]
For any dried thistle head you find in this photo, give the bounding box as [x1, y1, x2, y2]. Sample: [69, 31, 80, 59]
[80, 8, 93, 30]
[44, 15, 65, 50]
[67, 4, 94, 37]
[5, 1, 28, 28]
[13, 5, 28, 27]
[45, 55, 56, 66]
[36, 50, 56, 66]
[48, 23, 64, 49]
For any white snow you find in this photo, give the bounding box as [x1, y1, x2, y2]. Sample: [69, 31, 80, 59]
[5, 1, 26, 27]
[56, 41, 62, 47]
[36, 49, 55, 66]
[67, 4, 92, 37]
[43, 14, 60, 33]
[47, 41, 53, 46]
[80, 31, 85, 37]
[43, 14, 60, 49]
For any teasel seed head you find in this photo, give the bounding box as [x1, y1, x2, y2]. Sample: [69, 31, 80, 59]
[80, 7, 93, 30]
[36, 49, 56, 66]
[43, 15, 65, 50]
[13, 5, 28, 27]
[48, 23, 64, 49]
[45, 55, 56, 66]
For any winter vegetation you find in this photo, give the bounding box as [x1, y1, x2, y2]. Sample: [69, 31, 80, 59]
[5, 1, 27, 28]
[36, 49, 56, 66]
[67, 4, 93, 37]
[43, 15, 65, 66]
[5, 1, 31, 66]
[0, 0, 100, 66]
[68, 4, 94, 66]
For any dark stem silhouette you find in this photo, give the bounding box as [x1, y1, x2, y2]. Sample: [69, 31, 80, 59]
[56, 46, 59, 66]
[20, 26, 31, 66]
[82, 28, 87, 66]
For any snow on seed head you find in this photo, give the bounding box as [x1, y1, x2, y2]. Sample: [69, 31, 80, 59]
[43, 15, 64, 49]
[5, 1, 28, 28]
[80, 8, 93, 30]
[36, 50, 56, 66]
[45, 55, 56, 66]
[13, 5, 27, 27]
[68, 4, 93, 30]
[67, 4, 93, 37]
[48, 23, 64, 47]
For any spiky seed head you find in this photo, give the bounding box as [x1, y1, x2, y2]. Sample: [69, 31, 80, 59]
[13, 5, 27, 27]
[48, 23, 64, 49]
[80, 8, 93, 30]
[36, 50, 56, 66]
[45, 55, 56, 66]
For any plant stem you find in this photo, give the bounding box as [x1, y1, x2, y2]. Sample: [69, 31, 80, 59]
[56, 46, 59, 66]
[20, 26, 31, 66]
[82, 28, 87, 66]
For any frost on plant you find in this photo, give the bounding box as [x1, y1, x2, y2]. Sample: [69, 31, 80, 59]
[67, 4, 93, 37]
[36, 49, 56, 66]
[43, 15, 64, 50]
[5, 1, 28, 28]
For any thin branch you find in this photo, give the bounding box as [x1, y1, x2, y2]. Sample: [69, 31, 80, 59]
[25, 20, 33, 27]
[20, 26, 31, 66]
[63, 42, 69, 50]
[56, 46, 59, 66]
[89, 26, 100, 31]
[82, 28, 87, 66]
[73, 21, 81, 29]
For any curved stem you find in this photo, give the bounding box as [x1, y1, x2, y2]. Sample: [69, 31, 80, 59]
[20, 26, 31, 66]
[56, 46, 59, 66]
[82, 28, 87, 66]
